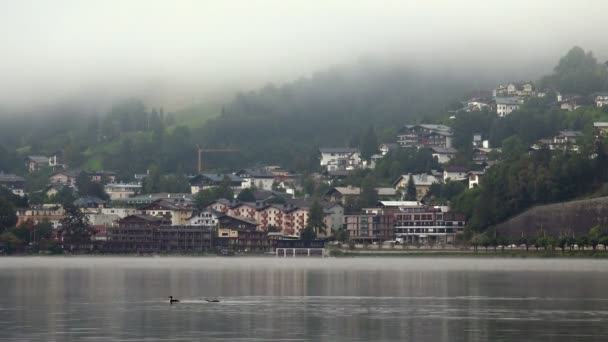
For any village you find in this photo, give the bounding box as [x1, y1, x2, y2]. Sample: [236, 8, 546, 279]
[1, 85, 608, 255]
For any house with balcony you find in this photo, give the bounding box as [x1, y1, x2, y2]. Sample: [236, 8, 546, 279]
[443, 166, 468, 182]
[0, 172, 25, 197]
[595, 93, 608, 108]
[104, 183, 141, 200]
[188, 173, 242, 194]
[393, 205, 466, 244]
[467, 171, 484, 188]
[495, 97, 522, 116]
[235, 168, 276, 190]
[138, 199, 195, 226]
[344, 207, 395, 243]
[472, 147, 501, 166]
[396, 124, 453, 148]
[318, 148, 363, 172]
[430, 146, 457, 164]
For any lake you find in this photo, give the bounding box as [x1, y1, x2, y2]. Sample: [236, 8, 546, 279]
[1, 257, 608, 341]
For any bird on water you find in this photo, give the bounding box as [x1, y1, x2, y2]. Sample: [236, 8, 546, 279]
[205, 298, 220, 303]
[169, 296, 180, 304]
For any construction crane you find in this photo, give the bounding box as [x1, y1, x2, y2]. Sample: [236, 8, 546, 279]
[196, 145, 239, 174]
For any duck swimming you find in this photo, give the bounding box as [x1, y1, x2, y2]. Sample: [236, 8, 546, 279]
[169, 296, 180, 304]
[205, 298, 220, 303]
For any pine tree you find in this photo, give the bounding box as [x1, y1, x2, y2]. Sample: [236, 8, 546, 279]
[360, 125, 378, 161]
[405, 175, 417, 201]
[60, 203, 94, 252]
[304, 199, 326, 239]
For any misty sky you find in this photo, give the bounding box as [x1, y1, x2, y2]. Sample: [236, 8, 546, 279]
[1, 0, 607, 111]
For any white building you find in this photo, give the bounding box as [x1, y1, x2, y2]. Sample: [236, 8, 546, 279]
[235, 169, 276, 190]
[596, 93, 608, 108]
[443, 167, 468, 182]
[495, 97, 522, 116]
[188, 209, 224, 226]
[430, 146, 458, 164]
[100, 207, 140, 218]
[467, 171, 484, 188]
[318, 148, 362, 172]
[104, 183, 141, 200]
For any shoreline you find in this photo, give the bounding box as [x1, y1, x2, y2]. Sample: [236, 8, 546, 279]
[328, 248, 608, 258]
[3, 249, 608, 259]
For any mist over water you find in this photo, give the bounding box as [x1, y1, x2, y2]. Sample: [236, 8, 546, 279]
[1, 257, 608, 341]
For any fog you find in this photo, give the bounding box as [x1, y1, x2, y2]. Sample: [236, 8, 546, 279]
[1, 0, 607, 111]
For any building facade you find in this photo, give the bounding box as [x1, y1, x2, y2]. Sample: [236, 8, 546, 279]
[396, 124, 453, 148]
[393, 206, 466, 244]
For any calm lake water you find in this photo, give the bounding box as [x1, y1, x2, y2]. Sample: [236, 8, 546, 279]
[1, 257, 608, 341]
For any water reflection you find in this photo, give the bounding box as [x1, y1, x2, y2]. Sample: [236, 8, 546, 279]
[0, 257, 607, 341]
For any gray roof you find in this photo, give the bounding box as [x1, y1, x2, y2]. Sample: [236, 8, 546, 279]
[594, 122, 608, 127]
[119, 193, 193, 203]
[319, 148, 360, 154]
[393, 174, 440, 187]
[400, 124, 453, 136]
[191, 173, 242, 184]
[495, 97, 521, 105]
[74, 196, 106, 206]
[444, 166, 468, 173]
[430, 146, 458, 154]
[327, 187, 397, 197]
[51, 169, 80, 178]
[236, 168, 274, 178]
[0, 173, 25, 183]
[26, 155, 48, 163]
[557, 130, 583, 138]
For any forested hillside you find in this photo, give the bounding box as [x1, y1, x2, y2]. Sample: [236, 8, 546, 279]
[197, 64, 492, 169]
[0, 62, 496, 175]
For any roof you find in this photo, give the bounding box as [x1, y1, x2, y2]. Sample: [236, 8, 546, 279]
[330, 186, 361, 195]
[444, 166, 468, 173]
[74, 196, 106, 206]
[495, 97, 521, 105]
[119, 193, 193, 203]
[26, 155, 48, 163]
[191, 173, 242, 184]
[85, 170, 116, 176]
[251, 189, 285, 201]
[51, 169, 80, 178]
[319, 148, 360, 154]
[327, 186, 396, 197]
[557, 130, 583, 137]
[377, 201, 421, 207]
[467, 171, 485, 176]
[46, 183, 72, 191]
[430, 146, 458, 154]
[327, 170, 351, 177]
[235, 168, 274, 178]
[139, 199, 194, 211]
[121, 214, 167, 223]
[220, 215, 260, 227]
[398, 124, 453, 137]
[594, 122, 608, 127]
[393, 174, 440, 187]
[474, 147, 501, 153]
[104, 183, 142, 189]
[187, 208, 227, 220]
[0, 173, 25, 183]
